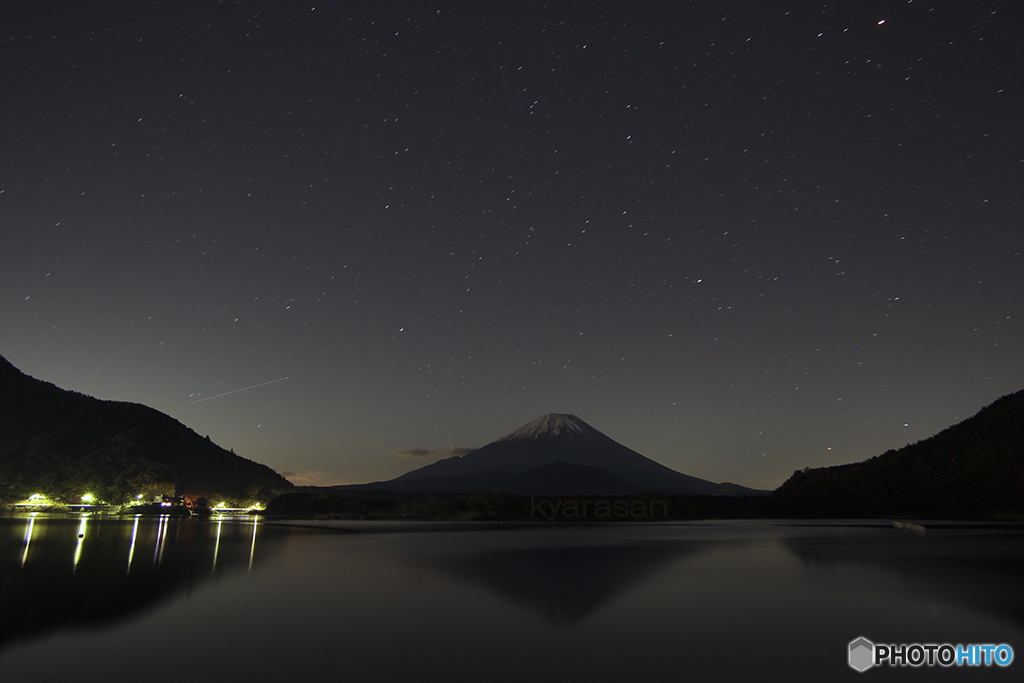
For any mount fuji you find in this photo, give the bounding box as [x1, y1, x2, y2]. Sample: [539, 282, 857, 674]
[335, 413, 767, 497]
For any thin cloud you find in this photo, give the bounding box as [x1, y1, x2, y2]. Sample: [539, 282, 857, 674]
[395, 445, 475, 458]
[395, 448, 434, 458]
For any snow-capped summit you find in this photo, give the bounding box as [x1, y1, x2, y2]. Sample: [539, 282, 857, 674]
[497, 413, 597, 441]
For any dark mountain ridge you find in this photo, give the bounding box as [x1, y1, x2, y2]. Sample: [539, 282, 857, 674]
[336, 413, 768, 497]
[773, 389, 1024, 518]
[0, 354, 292, 505]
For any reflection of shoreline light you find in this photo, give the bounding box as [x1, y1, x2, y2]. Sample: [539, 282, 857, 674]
[73, 514, 89, 571]
[21, 513, 38, 567]
[153, 515, 169, 567]
[248, 517, 258, 572]
[127, 515, 141, 574]
[12, 515, 268, 580]
[213, 516, 224, 572]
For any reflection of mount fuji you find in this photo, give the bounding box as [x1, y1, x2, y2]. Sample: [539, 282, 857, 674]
[399, 534, 710, 625]
[0, 515, 284, 652]
[341, 413, 767, 497]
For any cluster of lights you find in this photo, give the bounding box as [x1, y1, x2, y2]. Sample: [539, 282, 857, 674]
[14, 492, 101, 507]
[14, 493, 52, 507]
[13, 492, 266, 513]
[211, 501, 265, 513]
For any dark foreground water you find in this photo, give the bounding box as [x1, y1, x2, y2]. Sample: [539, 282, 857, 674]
[1, 514, 1021, 682]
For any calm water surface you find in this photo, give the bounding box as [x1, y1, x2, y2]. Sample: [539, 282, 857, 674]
[1, 515, 1021, 682]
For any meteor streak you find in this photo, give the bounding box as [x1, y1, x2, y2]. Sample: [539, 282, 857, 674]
[189, 377, 289, 404]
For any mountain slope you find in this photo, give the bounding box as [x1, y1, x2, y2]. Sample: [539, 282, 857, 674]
[340, 413, 767, 497]
[773, 389, 1024, 517]
[0, 354, 293, 505]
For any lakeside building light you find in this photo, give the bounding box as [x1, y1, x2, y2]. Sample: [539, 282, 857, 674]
[14, 494, 53, 508]
[81, 494, 95, 503]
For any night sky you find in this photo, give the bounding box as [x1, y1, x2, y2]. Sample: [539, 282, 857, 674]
[3, 1, 1021, 490]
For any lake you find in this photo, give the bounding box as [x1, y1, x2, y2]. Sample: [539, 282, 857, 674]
[1, 514, 1021, 681]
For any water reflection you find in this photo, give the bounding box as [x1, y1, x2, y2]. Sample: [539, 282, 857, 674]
[249, 516, 258, 571]
[126, 514, 140, 572]
[398, 533, 714, 624]
[19, 513, 36, 567]
[781, 524, 1024, 632]
[0, 514, 284, 653]
[212, 515, 223, 572]
[73, 513, 88, 571]
[3, 519, 1023, 682]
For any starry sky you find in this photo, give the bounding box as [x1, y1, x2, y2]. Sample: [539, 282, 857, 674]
[2, 1, 1021, 490]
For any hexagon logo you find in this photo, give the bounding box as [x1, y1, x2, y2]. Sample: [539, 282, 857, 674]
[849, 637, 875, 672]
